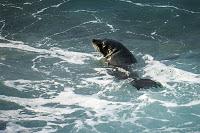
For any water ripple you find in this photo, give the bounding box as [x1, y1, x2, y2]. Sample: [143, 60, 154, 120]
[119, 0, 200, 14]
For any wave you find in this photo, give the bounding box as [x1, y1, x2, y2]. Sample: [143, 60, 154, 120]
[138, 93, 200, 108]
[0, 37, 94, 64]
[143, 55, 200, 84]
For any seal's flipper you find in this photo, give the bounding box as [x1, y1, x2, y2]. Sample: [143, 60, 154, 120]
[131, 79, 162, 90]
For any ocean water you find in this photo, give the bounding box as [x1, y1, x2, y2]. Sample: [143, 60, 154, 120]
[0, 0, 200, 132]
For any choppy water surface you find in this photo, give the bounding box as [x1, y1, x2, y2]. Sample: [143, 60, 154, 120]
[0, 0, 200, 132]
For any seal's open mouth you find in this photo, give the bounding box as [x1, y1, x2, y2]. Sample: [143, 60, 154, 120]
[92, 39, 102, 52]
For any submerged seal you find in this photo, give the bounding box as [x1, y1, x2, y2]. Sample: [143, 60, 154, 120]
[92, 38, 161, 90]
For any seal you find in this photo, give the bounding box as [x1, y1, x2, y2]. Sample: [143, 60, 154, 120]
[92, 39, 137, 68]
[92, 38, 162, 90]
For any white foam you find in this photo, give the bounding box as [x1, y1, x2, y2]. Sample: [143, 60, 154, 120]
[126, 31, 155, 40]
[106, 23, 119, 32]
[23, 2, 32, 5]
[0, 40, 93, 64]
[137, 94, 156, 103]
[163, 100, 200, 108]
[0, 62, 11, 67]
[32, 7, 49, 16]
[0, 20, 6, 35]
[138, 93, 200, 108]
[83, 68, 114, 86]
[84, 76, 114, 87]
[0, 84, 134, 117]
[0, 87, 137, 133]
[1, 3, 23, 10]
[32, 0, 70, 19]
[3, 79, 61, 92]
[46, 19, 101, 38]
[50, 0, 70, 8]
[143, 54, 200, 84]
[5, 123, 29, 133]
[54, 88, 113, 110]
[67, 10, 97, 13]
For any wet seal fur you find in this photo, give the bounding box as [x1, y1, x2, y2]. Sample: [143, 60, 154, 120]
[92, 38, 162, 90]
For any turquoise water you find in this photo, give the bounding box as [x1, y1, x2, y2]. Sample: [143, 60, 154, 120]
[0, 0, 200, 132]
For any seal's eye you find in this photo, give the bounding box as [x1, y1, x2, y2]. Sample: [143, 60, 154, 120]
[102, 41, 107, 48]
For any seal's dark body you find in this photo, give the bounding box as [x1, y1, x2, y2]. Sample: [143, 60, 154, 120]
[92, 39, 137, 68]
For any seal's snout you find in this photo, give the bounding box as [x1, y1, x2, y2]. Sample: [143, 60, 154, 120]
[92, 39, 101, 45]
[92, 39, 97, 43]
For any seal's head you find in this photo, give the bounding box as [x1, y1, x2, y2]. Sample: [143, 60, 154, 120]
[92, 38, 125, 57]
[92, 39, 110, 57]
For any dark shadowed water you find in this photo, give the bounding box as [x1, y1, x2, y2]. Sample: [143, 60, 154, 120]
[0, 0, 200, 132]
